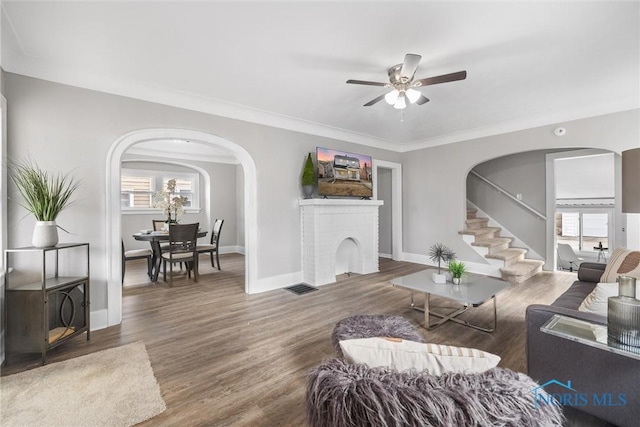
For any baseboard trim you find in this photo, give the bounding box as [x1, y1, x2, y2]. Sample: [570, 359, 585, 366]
[379, 253, 392, 259]
[90, 309, 109, 331]
[219, 245, 244, 255]
[252, 271, 303, 294]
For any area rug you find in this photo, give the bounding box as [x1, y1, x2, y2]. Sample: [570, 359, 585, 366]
[1, 341, 166, 427]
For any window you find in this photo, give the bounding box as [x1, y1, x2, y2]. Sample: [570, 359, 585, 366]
[556, 209, 611, 253]
[121, 168, 199, 212]
[121, 175, 154, 209]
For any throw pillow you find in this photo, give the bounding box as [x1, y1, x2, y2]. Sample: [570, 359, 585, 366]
[600, 248, 640, 283]
[578, 282, 640, 317]
[338, 337, 500, 376]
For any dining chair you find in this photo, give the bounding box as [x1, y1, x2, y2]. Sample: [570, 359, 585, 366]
[122, 239, 153, 283]
[152, 219, 166, 232]
[152, 218, 175, 254]
[197, 219, 224, 270]
[162, 223, 199, 287]
[557, 243, 584, 272]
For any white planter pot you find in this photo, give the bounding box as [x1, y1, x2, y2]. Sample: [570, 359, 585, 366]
[432, 272, 447, 284]
[452, 277, 461, 285]
[302, 184, 314, 199]
[32, 221, 59, 248]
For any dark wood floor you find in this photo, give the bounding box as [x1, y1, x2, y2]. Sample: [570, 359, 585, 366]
[2, 254, 577, 426]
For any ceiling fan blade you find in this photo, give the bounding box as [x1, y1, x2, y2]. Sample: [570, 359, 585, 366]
[400, 54, 422, 81]
[346, 79, 388, 87]
[363, 93, 387, 106]
[414, 70, 467, 87]
[416, 94, 430, 105]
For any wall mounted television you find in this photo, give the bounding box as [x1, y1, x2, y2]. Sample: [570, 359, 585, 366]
[316, 147, 373, 199]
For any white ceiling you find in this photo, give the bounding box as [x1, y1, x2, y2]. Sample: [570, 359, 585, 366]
[2, 1, 639, 152]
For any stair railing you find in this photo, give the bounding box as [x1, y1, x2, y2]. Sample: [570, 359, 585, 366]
[469, 170, 547, 220]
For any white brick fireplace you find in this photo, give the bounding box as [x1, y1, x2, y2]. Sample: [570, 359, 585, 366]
[299, 199, 383, 286]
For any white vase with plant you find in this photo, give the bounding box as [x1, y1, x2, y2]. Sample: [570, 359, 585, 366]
[10, 160, 80, 248]
[153, 178, 188, 230]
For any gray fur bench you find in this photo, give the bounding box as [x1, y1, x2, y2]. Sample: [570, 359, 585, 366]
[331, 314, 424, 357]
[307, 315, 563, 427]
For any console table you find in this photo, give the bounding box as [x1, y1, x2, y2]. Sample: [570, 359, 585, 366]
[4, 243, 90, 364]
[541, 314, 640, 361]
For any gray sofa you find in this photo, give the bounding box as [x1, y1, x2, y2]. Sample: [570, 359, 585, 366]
[526, 262, 638, 427]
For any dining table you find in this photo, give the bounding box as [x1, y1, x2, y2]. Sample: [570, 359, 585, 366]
[133, 230, 208, 282]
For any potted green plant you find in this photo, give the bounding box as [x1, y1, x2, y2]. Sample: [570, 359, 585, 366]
[428, 243, 455, 283]
[10, 160, 80, 248]
[301, 153, 315, 199]
[449, 260, 466, 285]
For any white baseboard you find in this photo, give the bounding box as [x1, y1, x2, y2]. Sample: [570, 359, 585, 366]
[219, 245, 244, 255]
[379, 253, 392, 259]
[90, 309, 109, 331]
[252, 271, 303, 294]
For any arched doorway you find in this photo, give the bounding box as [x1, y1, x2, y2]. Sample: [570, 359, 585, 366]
[105, 129, 258, 326]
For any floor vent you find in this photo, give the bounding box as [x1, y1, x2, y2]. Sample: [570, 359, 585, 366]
[284, 283, 318, 295]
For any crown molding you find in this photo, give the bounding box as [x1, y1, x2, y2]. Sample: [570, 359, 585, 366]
[4, 63, 638, 154]
[397, 98, 640, 152]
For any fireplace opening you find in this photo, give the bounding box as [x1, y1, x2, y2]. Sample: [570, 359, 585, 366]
[336, 238, 359, 276]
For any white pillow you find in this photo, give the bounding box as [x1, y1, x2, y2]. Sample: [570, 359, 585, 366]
[578, 282, 640, 317]
[338, 337, 501, 376]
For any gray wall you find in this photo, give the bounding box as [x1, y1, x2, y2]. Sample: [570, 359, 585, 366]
[4, 73, 402, 314]
[401, 110, 640, 267]
[236, 164, 245, 251]
[556, 153, 615, 199]
[377, 168, 392, 256]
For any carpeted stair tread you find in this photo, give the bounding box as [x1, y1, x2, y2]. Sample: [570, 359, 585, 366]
[465, 218, 489, 229]
[485, 248, 527, 260]
[463, 208, 543, 283]
[458, 227, 501, 236]
[470, 237, 513, 247]
[501, 259, 545, 278]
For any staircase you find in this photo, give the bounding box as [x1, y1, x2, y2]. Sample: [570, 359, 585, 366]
[459, 208, 544, 283]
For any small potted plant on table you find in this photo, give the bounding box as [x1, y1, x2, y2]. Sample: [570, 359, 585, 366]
[449, 260, 466, 285]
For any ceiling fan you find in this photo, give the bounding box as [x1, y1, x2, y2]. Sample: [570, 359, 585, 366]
[346, 54, 467, 110]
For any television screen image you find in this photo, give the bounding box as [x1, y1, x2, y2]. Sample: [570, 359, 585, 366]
[316, 147, 373, 198]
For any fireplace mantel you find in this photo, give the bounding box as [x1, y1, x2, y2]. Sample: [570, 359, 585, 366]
[299, 198, 383, 286]
[298, 199, 384, 207]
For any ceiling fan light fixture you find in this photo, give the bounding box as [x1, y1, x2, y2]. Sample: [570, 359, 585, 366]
[393, 94, 407, 110]
[384, 89, 399, 105]
[405, 88, 421, 104]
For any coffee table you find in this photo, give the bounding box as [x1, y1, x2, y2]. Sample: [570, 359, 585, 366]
[391, 269, 509, 333]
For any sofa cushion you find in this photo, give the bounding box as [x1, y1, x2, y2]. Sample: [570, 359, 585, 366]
[339, 337, 501, 376]
[551, 280, 597, 310]
[578, 281, 640, 317]
[601, 248, 640, 282]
